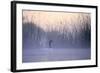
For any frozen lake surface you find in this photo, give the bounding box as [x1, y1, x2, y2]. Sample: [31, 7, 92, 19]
[23, 48, 91, 63]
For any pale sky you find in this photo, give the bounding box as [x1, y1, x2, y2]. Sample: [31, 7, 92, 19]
[22, 11, 91, 32]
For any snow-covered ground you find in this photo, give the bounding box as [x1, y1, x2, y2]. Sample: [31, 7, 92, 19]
[23, 48, 90, 63]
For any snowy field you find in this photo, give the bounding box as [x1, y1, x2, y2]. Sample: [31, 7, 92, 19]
[23, 48, 91, 62]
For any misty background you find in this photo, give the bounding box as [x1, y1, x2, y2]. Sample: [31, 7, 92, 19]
[22, 11, 91, 63]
